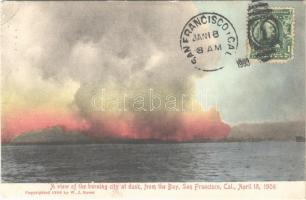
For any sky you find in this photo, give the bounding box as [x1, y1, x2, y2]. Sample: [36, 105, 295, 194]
[1, 1, 305, 141]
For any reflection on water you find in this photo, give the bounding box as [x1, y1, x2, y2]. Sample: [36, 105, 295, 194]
[1, 141, 304, 182]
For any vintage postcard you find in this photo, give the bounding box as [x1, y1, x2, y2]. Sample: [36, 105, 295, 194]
[0, 1, 305, 199]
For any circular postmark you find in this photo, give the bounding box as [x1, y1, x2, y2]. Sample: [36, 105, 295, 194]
[180, 12, 238, 72]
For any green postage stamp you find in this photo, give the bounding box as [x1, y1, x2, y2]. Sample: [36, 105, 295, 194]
[248, 8, 294, 62]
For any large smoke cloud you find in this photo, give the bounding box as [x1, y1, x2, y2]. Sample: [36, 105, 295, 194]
[2, 2, 232, 142]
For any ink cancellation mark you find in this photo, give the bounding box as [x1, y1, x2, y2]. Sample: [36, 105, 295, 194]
[180, 12, 238, 72]
[247, 2, 294, 63]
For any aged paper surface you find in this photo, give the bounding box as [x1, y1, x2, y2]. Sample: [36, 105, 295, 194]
[0, 1, 305, 199]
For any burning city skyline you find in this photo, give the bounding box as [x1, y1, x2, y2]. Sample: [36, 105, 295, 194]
[2, 88, 230, 143]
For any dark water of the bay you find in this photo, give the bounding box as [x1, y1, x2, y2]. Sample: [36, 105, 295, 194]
[1, 141, 304, 182]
